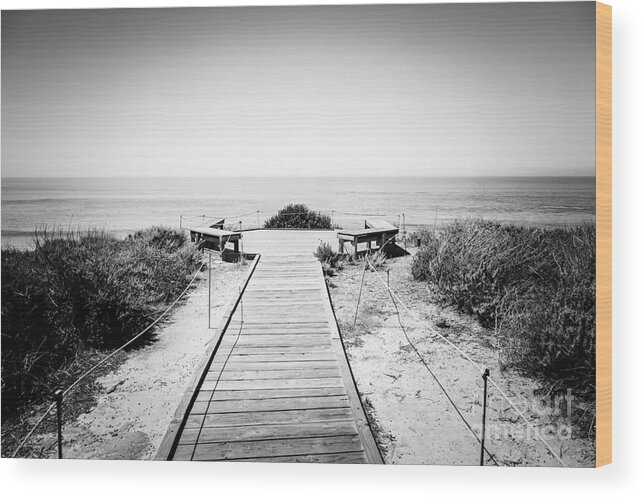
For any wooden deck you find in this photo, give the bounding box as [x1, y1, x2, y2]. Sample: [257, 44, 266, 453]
[157, 230, 382, 463]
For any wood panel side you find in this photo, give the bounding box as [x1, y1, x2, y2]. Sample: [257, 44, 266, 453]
[595, 1, 612, 468]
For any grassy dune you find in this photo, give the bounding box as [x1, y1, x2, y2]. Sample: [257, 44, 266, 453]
[1, 227, 200, 417]
[411, 220, 595, 391]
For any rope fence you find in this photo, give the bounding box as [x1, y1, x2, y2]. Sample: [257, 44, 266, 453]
[177, 208, 576, 234]
[10, 207, 576, 463]
[178, 208, 389, 230]
[357, 255, 568, 467]
[10, 259, 208, 459]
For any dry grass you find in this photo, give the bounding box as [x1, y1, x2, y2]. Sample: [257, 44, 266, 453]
[1, 227, 200, 417]
[411, 219, 595, 391]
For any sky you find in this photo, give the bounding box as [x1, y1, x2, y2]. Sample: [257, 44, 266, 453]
[1, 3, 596, 178]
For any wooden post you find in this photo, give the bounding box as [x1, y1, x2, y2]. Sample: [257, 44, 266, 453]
[257, 210, 260, 229]
[480, 368, 490, 466]
[54, 389, 63, 459]
[179, 214, 183, 230]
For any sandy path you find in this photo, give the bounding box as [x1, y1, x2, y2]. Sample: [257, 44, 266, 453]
[328, 255, 595, 467]
[34, 259, 246, 460]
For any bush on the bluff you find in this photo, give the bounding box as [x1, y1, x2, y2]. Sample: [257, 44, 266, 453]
[264, 204, 333, 229]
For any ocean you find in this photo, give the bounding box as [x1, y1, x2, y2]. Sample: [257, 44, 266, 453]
[1, 176, 595, 249]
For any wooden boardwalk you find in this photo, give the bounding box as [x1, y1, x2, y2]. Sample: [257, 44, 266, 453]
[157, 230, 382, 463]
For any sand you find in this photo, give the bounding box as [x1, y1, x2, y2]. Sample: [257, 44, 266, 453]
[328, 253, 596, 467]
[12, 251, 594, 465]
[27, 259, 245, 460]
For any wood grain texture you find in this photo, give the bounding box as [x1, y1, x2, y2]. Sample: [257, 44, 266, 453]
[154, 254, 261, 460]
[158, 232, 382, 463]
[596, 1, 612, 468]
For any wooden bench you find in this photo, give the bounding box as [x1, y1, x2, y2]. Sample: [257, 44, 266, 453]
[189, 220, 242, 252]
[336, 219, 398, 256]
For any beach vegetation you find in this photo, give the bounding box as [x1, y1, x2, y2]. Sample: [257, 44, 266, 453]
[315, 242, 346, 276]
[1, 227, 201, 417]
[264, 204, 333, 229]
[411, 219, 595, 388]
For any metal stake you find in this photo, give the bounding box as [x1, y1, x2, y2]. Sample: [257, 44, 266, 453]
[480, 368, 490, 465]
[179, 214, 183, 230]
[208, 251, 212, 329]
[403, 213, 407, 251]
[54, 389, 63, 459]
[353, 256, 368, 327]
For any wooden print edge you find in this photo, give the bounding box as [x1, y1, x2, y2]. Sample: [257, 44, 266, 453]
[595, 1, 612, 468]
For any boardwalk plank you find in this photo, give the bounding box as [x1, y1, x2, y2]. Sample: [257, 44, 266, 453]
[203, 377, 345, 391]
[201, 407, 354, 427]
[158, 233, 381, 463]
[207, 368, 341, 381]
[197, 387, 347, 401]
[227, 352, 338, 362]
[219, 334, 332, 345]
[235, 451, 367, 464]
[210, 360, 340, 370]
[191, 435, 363, 461]
[190, 395, 350, 415]
[178, 420, 358, 445]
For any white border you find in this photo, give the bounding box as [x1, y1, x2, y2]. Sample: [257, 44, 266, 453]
[1, 0, 642, 497]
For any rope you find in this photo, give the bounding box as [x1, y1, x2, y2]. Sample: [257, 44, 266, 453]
[376, 258, 498, 466]
[487, 377, 567, 467]
[366, 259, 484, 373]
[219, 221, 242, 258]
[331, 210, 386, 217]
[184, 208, 390, 223]
[11, 259, 207, 458]
[364, 258, 568, 467]
[9, 401, 57, 459]
[191, 284, 245, 460]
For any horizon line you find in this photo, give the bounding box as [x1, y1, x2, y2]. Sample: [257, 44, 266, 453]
[1, 174, 597, 180]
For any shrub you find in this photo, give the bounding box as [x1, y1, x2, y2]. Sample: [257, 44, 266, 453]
[264, 204, 333, 229]
[314, 242, 346, 276]
[368, 251, 387, 270]
[411, 220, 595, 383]
[314, 242, 342, 266]
[1, 227, 200, 417]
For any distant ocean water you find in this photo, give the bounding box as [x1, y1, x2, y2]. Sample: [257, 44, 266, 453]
[1, 176, 595, 249]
